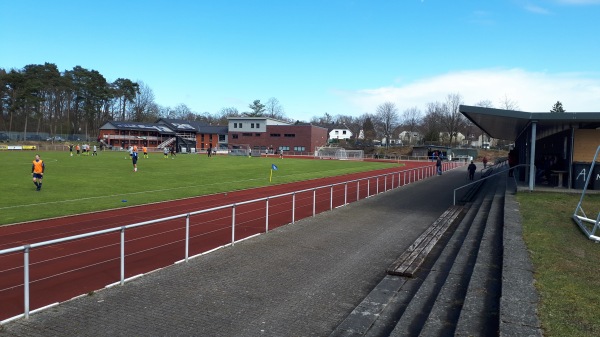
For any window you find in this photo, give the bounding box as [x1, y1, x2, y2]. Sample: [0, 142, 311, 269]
[342, 130, 347, 135]
[270, 133, 281, 137]
[242, 133, 252, 136]
[234, 123, 238, 128]
[232, 134, 238, 139]
[239, 123, 243, 128]
[256, 123, 260, 128]
[284, 134, 295, 138]
[219, 135, 225, 141]
[255, 133, 261, 137]
[251, 123, 255, 128]
[279, 146, 290, 151]
[294, 146, 305, 151]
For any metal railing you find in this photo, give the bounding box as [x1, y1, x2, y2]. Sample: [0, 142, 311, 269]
[453, 161, 510, 205]
[0, 161, 463, 323]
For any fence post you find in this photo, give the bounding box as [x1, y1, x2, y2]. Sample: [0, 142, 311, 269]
[384, 174, 387, 191]
[312, 189, 316, 217]
[120, 227, 125, 285]
[367, 179, 370, 196]
[392, 174, 394, 189]
[266, 198, 269, 232]
[357, 180, 360, 201]
[24, 245, 30, 319]
[185, 214, 190, 263]
[330, 185, 333, 210]
[231, 204, 236, 246]
[344, 182, 348, 205]
[292, 192, 296, 224]
[376, 177, 379, 194]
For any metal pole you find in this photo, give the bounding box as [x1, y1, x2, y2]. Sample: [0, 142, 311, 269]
[367, 179, 370, 196]
[384, 174, 387, 191]
[24, 245, 30, 319]
[357, 180, 360, 201]
[376, 177, 379, 194]
[312, 189, 316, 217]
[120, 227, 125, 285]
[344, 182, 347, 205]
[292, 192, 296, 224]
[529, 121, 537, 191]
[185, 214, 190, 262]
[266, 198, 269, 232]
[231, 204, 236, 246]
[330, 185, 333, 210]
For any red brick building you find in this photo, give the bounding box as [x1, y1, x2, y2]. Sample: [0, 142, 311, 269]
[227, 117, 328, 154]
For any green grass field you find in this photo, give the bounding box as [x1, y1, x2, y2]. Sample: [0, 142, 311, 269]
[0, 150, 400, 225]
[518, 192, 600, 336]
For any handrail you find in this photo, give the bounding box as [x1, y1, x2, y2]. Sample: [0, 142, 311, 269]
[453, 161, 514, 205]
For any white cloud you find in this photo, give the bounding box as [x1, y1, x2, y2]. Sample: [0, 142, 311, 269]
[339, 68, 600, 113]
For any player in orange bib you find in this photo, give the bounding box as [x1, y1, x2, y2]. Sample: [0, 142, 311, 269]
[142, 146, 148, 159]
[32, 154, 45, 191]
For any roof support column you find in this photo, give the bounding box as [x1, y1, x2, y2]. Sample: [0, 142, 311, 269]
[529, 121, 537, 191]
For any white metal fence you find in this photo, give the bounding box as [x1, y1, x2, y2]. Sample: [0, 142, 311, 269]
[0, 161, 463, 323]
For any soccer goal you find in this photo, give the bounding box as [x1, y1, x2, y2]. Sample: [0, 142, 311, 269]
[572, 145, 600, 242]
[228, 144, 251, 156]
[314, 146, 364, 161]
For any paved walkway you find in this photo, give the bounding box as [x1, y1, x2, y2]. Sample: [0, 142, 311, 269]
[1, 166, 498, 337]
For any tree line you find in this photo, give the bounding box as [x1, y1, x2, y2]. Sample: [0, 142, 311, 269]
[4, 62, 547, 148]
[0, 63, 289, 139]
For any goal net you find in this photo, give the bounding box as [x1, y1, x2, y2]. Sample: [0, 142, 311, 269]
[314, 146, 364, 161]
[228, 144, 251, 156]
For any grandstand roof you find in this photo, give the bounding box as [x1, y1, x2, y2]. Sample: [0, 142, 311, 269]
[100, 121, 175, 134]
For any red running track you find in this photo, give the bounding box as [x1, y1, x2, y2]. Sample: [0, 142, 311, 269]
[0, 161, 441, 321]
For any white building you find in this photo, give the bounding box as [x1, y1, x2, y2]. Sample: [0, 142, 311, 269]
[329, 128, 353, 140]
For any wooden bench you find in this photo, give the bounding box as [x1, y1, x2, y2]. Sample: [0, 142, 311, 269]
[387, 205, 464, 277]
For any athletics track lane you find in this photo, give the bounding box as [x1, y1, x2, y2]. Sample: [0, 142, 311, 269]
[0, 161, 438, 322]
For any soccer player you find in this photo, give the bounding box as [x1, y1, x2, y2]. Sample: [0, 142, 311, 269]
[32, 154, 45, 191]
[142, 146, 148, 159]
[69, 144, 73, 157]
[132, 147, 139, 172]
[163, 147, 169, 159]
[76, 144, 80, 156]
[93, 145, 97, 156]
[170, 146, 176, 159]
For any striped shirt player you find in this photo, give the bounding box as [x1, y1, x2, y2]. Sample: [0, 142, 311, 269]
[32, 154, 45, 191]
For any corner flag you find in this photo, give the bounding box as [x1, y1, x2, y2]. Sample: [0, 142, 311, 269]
[270, 164, 278, 182]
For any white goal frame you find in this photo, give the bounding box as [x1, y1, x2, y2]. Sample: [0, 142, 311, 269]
[314, 146, 364, 161]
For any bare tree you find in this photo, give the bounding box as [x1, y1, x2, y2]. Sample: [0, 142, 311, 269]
[498, 94, 519, 110]
[420, 102, 444, 143]
[130, 81, 155, 122]
[440, 93, 466, 146]
[374, 102, 400, 148]
[401, 106, 422, 145]
[264, 97, 285, 119]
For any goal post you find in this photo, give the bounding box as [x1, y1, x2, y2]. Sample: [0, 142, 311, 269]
[228, 143, 251, 156]
[314, 146, 364, 161]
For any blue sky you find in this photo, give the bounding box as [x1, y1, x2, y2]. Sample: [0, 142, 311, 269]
[2, 0, 600, 121]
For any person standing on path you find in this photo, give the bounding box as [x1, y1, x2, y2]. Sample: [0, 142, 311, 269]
[436, 156, 443, 175]
[482, 156, 488, 169]
[32, 154, 45, 191]
[468, 161, 477, 180]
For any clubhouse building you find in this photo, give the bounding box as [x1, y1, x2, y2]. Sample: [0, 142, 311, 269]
[98, 117, 328, 155]
[459, 105, 600, 190]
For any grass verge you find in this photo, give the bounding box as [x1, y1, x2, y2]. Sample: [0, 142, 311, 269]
[517, 192, 600, 337]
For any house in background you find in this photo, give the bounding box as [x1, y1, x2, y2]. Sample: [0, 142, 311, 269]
[398, 131, 422, 145]
[328, 128, 353, 141]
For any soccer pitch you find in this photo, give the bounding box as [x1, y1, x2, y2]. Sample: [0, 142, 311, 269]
[0, 150, 400, 225]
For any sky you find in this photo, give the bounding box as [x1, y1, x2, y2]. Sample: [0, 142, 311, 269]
[2, 0, 600, 122]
